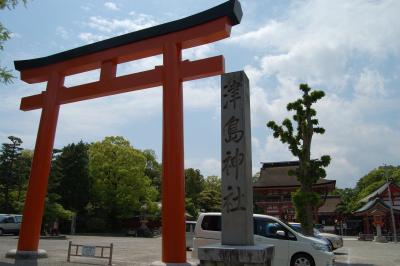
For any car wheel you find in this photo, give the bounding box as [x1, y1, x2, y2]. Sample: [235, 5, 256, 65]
[0, 228, 3, 236]
[291, 253, 315, 266]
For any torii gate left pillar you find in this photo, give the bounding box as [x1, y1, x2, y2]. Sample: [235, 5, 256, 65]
[10, 1, 242, 263]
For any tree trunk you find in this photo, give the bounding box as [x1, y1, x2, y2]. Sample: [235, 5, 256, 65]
[301, 184, 315, 236]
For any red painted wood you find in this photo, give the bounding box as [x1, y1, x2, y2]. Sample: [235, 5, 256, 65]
[17, 72, 64, 251]
[20, 55, 224, 111]
[162, 42, 186, 263]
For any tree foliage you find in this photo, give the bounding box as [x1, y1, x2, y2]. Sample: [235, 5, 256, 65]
[0, 0, 27, 83]
[197, 175, 221, 212]
[142, 149, 161, 198]
[0, 134, 225, 233]
[267, 84, 330, 235]
[0, 136, 23, 212]
[55, 141, 90, 215]
[88, 136, 158, 224]
[43, 149, 74, 234]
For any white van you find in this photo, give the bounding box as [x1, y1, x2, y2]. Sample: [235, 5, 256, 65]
[192, 213, 334, 266]
[185, 221, 196, 250]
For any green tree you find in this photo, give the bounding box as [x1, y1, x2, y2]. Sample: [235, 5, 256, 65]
[354, 165, 400, 203]
[142, 149, 161, 197]
[185, 197, 198, 220]
[43, 149, 73, 234]
[55, 141, 90, 217]
[88, 136, 158, 229]
[334, 188, 359, 218]
[10, 149, 32, 211]
[0, 136, 23, 212]
[185, 168, 205, 204]
[197, 176, 221, 212]
[0, 0, 27, 83]
[267, 84, 330, 235]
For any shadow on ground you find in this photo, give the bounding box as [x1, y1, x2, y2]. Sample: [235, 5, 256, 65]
[335, 252, 349, 255]
[0, 260, 37, 266]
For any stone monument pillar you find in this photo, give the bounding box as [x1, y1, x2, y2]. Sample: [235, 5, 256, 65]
[198, 71, 274, 266]
[220, 71, 254, 245]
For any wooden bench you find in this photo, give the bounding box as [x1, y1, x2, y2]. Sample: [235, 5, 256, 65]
[67, 241, 113, 265]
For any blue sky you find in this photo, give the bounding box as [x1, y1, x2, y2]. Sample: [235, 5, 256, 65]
[1, 0, 399, 188]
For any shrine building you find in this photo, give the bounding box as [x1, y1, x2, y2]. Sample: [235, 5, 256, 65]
[354, 181, 400, 236]
[253, 161, 337, 226]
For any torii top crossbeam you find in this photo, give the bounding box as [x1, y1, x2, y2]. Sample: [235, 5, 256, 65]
[13, 0, 242, 263]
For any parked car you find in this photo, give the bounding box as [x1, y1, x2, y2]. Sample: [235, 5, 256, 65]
[185, 221, 196, 250]
[289, 222, 343, 250]
[0, 214, 22, 235]
[192, 213, 334, 266]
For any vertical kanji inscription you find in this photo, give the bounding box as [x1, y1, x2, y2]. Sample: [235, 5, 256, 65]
[221, 71, 254, 245]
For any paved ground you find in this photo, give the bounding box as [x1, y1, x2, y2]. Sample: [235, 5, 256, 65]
[334, 237, 400, 266]
[0, 235, 399, 265]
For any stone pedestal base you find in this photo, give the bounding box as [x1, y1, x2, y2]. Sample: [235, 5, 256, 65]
[6, 249, 48, 259]
[374, 236, 388, 243]
[198, 243, 274, 266]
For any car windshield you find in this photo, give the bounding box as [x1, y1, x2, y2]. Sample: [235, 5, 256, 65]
[15, 215, 22, 223]
[288, 223, 320, 236]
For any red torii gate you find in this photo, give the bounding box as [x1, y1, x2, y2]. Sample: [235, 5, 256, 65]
[13, 1, 242, 263]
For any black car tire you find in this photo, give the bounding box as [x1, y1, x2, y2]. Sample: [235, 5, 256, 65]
[290, 253, 315, 266]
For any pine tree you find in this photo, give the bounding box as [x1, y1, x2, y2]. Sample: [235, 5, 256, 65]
[0, 136, 23, 212]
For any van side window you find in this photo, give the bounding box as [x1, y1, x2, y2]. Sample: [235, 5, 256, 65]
[254, 218, 288, 240]
[4, 217, 14, 223]
[201, 215, 221, 231]
[186, 223, 196, 232]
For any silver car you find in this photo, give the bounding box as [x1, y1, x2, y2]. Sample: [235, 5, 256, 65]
[0, 214, 22, 235]
[289, 222, 343, 250]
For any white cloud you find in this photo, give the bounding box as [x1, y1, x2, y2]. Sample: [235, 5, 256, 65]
[185, 157, 220, 177]
[231, 0, 400, 188]
[81, 5, 91, 11]
[183, 81, 220, 110]
[87, 15, 156, 34]
[78, 32, 106, 43]
[104, 2, 119, 11]
[56, 26, 69, 39]
[78, 14, 157, 44]
[354, 68, 385, 97]
[183, 44, 215, 61]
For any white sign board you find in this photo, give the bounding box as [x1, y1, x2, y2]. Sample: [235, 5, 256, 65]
[82, 245, 96, 257]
